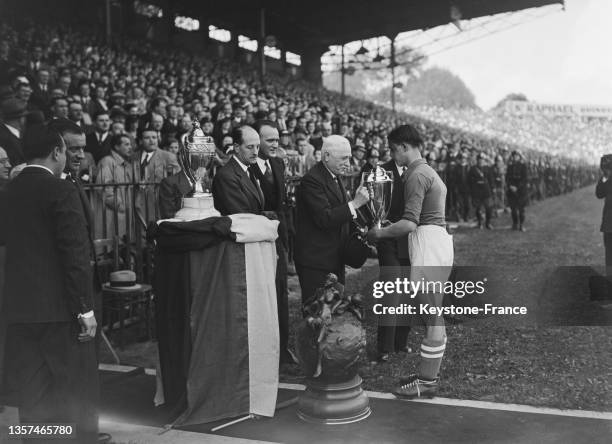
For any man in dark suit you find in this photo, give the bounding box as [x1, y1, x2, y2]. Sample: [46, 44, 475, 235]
[158, 170, 193, 219]
[29, 68, 51, 114]
[294, 135, 369, 304]
[85, 111, 112, 163]
[212, 125, 265, 215]
[0, 124, 99, 443]
[48, 119, 112, 442]
[375, 156, 412, 362]
[468, 153, 494, 229]
[596, 155, 612, 270]
[0, 97, 27, 166]
[252, 120, 296, 364]
[506, 150, 529, 231]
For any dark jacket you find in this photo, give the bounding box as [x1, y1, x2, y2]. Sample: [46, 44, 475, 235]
[253, 157, 285, 212]
[596, 178, 612, 232]
[85, 131, 112, 163]
[379, 160, 409, 259]
[294, 162, 352, 271]
[0, 167, 94, 323]
[0, 123, 24, 166]
[158, 171, 193, 219]
[468, 165, 493, 199]
[212, 156, 264, 215]
[251, 156, 288, 248]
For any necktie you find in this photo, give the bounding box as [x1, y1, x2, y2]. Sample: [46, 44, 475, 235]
[140, 154, 150, 180]
[264, 161, 274, 184]
[333, 176, 346, 202]
[248, 165, 265, 207]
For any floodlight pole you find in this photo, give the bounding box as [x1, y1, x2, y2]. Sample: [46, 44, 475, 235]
[105, 0, 112, 46]
[259, 8, 266, 80]
[390, 35, 397, 114]
[341, 44, 345, 99]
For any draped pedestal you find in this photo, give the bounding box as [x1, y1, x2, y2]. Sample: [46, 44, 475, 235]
[152, 214, 279, 425]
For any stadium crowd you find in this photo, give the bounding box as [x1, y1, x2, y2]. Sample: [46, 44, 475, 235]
[0, 19, 597, 234]
[406, 104, 609, 165]
[0, 16, 603, 440]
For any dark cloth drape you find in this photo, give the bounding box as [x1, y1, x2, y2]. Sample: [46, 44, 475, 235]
[153, 216, 253, 421]
[149, 217, 234, 253]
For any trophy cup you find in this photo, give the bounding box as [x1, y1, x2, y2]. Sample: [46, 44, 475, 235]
[173, 121, 221, 221]
[355, 166, 394, 230]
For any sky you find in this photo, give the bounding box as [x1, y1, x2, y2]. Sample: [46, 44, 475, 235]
[424, 0, 612, 110]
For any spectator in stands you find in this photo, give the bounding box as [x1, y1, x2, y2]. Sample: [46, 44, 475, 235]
[86, 111, 111, 163]
[95, 134, 134, 238]
[163, 137, 180, 155]
[50, 96, 69, 120]
[452, 152, 471, 222]
[89, 84, 108, 117]
[360, 148, 380, 176]
[0, 146, 11, 186]
[110, 121, 125, 137]
[30, 69, 50, 112]
[140, 97, 167, 128]
[468, 153, 494, 229]
[492, 155, 506, 211]
[68, 101, 91, 131]
[350, 143, 366, 173]
[148, 112, 164, 146]
[134, 128, 180, 223]
[506, 150, 529, 231]
[55, 74, 71, 97]
[296, 135, 316, 174]
[0, 97, 27, 166]
[279, 129, 293, 153]
[125, 115, 139, 141]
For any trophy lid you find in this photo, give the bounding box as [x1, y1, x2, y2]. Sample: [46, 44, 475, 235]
[183, 120, 216, 156]
[364, 165, 393, 183]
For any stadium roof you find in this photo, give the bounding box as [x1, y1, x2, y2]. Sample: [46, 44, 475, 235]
[169, 0, 564, 53]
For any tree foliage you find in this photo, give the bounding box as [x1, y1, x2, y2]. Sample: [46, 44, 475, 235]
[400, 66, 477, 109]
[494, 93, 528, 109]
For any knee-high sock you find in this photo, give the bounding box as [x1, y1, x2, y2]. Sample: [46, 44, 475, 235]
[417, 337, 446, 380]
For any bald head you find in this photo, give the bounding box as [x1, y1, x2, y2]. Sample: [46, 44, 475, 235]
[233, 125, 260, 165]
[322, 135, 351, 176]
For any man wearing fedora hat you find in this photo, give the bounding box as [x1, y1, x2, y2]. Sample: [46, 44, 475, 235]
[0, 97, 28, 166]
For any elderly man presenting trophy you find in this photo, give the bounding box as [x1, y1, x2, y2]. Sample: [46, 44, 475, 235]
[294, 135, 370, 304]
[159, 120, 221, 220]
[367, 124, 453, 399]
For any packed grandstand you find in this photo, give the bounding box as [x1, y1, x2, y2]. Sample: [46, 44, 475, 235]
[0, 15, 598, 225]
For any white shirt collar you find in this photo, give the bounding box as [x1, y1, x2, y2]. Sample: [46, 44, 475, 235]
[233, 156, 249, 172]
[4, 123, 20, 139]
[322, 163, 337, 180]
[395, 162, 405, 175]
[25, 164, 54, 176]
[141, 151, 153, 162]
[256, 157, 271, 174]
